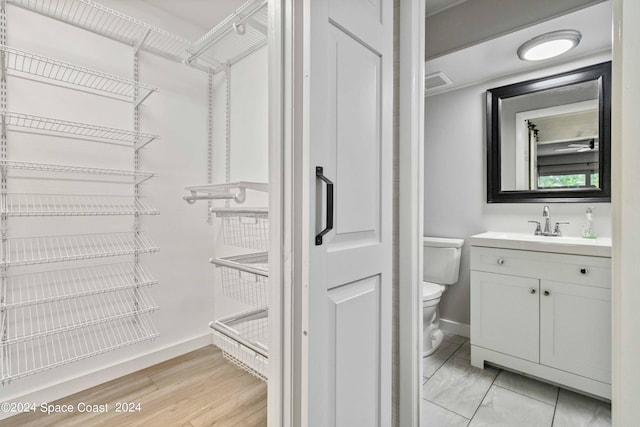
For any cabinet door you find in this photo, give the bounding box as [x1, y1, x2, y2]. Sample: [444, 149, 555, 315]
[540, 280, 611, 383]
[471, 271, 539, 363]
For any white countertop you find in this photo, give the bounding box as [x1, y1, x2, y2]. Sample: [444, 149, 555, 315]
[469, 232, 612, 258]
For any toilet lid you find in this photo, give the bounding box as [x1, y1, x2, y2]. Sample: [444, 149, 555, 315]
[422, 281, 443, 300]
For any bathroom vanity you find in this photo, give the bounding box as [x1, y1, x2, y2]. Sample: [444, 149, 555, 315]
[470, 232, 612, 399]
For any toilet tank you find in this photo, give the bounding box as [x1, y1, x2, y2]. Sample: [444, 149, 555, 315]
[423, 236, 464, 285]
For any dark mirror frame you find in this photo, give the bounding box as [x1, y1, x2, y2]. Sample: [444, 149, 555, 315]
[486, 61, 611, 203]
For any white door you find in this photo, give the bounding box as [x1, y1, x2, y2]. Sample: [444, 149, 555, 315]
[471, 271, 540, 363]
[302, 0, 393, 425]
[539, 280, 611, 383]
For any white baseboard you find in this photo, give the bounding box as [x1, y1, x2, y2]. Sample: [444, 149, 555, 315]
[440, 318, 470, 338]
[0, 333, 213, 421]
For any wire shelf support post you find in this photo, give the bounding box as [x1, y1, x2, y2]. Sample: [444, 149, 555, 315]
[133, 45, 141, 320]
[0, 0, 8, 384]
[207, 69, 214, 223]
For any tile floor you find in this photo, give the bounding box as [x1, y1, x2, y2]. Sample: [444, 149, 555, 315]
[421, 334, 612, 427]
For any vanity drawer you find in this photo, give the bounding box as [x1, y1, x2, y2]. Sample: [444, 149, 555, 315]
[471, 246, 611, 288]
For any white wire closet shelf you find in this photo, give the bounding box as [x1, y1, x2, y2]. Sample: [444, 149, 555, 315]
[186, 0, 268, 70]
[1, 232, 158, 267]
[184, 181, 268, 204]
[2, 111, 159, 149]
[1, 160, 156, 181]
[2, 287, 157, 344]
[210, 307, 268, 381]
[1, 46, 157, 105]
[6, 0, 192, 63]
[2, 262, 157, 309]
[210, 252, 268, 308]
[1, 313, 158, 382]
[4, 193, 159, 216]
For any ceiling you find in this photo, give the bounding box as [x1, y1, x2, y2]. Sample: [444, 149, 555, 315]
[426, 0, 468, 17]
[140, 0, 248, 37]
[140, 0, 469, 35]
[130, 0, 468, 40]
[425, 1, 612, 96]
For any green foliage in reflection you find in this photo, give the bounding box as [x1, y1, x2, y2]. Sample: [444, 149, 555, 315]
[538, 174, 586, 188]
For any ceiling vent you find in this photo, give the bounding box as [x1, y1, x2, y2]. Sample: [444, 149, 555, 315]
[425, 71, 453, 92]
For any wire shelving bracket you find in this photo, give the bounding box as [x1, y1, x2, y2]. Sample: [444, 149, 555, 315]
[184, 181, 268, 204]
[184, 0, 268, 71]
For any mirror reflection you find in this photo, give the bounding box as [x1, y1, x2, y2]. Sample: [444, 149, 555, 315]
[486, 61, 610, 203]
[500, 80, 599, 191]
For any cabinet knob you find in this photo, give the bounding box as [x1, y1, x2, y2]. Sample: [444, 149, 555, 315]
[497, 258, 505, 265]
[544, 290, 550, 296]
[579, 267, 589, 275]
[529, 288, 536, 294]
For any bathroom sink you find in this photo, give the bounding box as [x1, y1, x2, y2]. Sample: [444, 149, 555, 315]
[469, 232, 611, 257]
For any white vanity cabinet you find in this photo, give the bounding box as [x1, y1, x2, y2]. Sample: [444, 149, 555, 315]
[470, 233, 612, 399]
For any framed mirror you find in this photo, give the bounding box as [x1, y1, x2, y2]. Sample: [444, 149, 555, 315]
[486, 61, 611, 203]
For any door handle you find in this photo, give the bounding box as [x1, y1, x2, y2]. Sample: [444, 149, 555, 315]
[315, 166, 334, 245]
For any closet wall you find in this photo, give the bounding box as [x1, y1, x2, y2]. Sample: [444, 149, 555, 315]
[1, 1, 266, 410]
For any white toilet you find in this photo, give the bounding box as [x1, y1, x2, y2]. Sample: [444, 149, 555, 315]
[422, 236, 464, 356]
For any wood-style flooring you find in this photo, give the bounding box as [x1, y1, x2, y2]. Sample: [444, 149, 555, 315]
[1, 346, 267, 427]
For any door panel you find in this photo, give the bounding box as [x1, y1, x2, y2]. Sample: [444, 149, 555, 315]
[328, 0, 383, 49]
[540, 280, 611, 383]
[305, 0, 392, 425]
[330, 26, 381, 242]
[471, 271, 540, 363]
[330, 277, 380, 426]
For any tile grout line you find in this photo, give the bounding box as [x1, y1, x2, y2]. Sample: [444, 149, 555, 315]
[424, 398, 472, 422]
[423, 337, 466, 381]
[550, 387, 561, 427]
[467, 367, 501, 424]
[492, 383, 557, 407]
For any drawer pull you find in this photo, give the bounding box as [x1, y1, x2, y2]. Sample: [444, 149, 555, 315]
[580, 267, 589, 275]
[544, 290, 550, 296]
[497, 258, 505, 265]
[529, 288, 536, 294]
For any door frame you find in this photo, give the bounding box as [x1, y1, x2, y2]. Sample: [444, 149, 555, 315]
[611, 0, 640, 424]
[398, 0, 426, 426]
[267, 0, 290, 425]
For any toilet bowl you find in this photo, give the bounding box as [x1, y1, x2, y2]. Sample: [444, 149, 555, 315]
[422, 237, 464, 356]
[422, 281, 445, 356]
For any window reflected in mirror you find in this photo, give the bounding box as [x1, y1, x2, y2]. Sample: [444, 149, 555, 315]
[487, 62, 610, 203]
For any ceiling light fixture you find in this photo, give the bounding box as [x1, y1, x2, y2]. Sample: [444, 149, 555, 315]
[517, 30, 582, 61]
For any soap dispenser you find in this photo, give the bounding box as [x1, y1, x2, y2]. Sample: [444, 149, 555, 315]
[582, 207, 595, 238]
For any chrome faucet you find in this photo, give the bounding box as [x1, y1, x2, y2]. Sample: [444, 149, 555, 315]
[542, 205, 551, 235]
[528, 205, 569, 236]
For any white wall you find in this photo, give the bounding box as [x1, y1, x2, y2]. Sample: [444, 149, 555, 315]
[0, 1, 234, 411]
[424, 53, 612, 325]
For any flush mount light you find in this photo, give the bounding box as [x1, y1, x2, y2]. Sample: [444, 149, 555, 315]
[517, 30, 582, 61]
